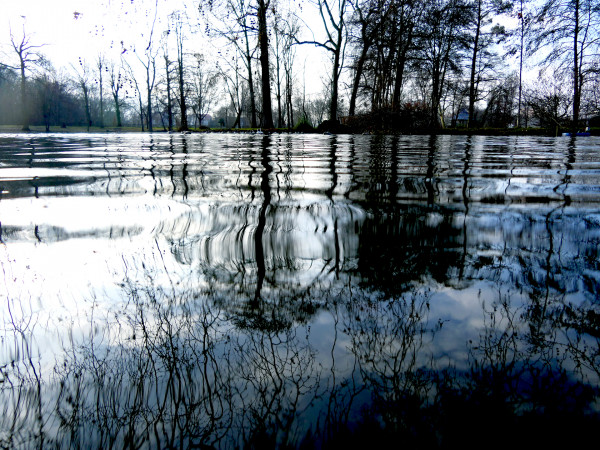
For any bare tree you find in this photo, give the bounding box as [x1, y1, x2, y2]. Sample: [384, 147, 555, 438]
[414, 0, 470, 127]
[190, 54, 219, 128]
[96, 54, 106, 128]
[108, 61, 125, 127]
[161, 33, 174, 131]
[273, 9, 300, 128]
[201, 0, 260, 128]
[72, 58, 93, 130]
[297, 0, 350, 122]
[123, 57, 145, 131]
[530, 0, 600, 129]
[257, 0, 275, 128]
[9, 23, 45, 131]
[465, 0, 510, 128]
[132, 0, 160, 132]
[171, 11, 189, 131]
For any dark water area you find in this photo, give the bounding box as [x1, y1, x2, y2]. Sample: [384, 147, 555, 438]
[1, 133, 600, 448]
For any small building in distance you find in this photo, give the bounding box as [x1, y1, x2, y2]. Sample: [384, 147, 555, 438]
[455, 109, 469, 127]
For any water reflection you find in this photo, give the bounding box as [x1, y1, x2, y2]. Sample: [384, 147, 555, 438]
[1, 133, 600, 447]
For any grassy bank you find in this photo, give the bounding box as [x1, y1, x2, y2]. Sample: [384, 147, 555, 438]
[1, 124, 598, 136]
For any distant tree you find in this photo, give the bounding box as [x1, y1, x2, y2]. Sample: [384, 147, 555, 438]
[530, 0, 600, 128]
[506, 0, 535, 127]
[202, 0, 276, 127]
[465, 0, 510, 128]
[72, 58, 93, 130]
[0, 66, 19, 125]
[298, 0, 350, 122]
[160, 34, 174, 131]
[132, 0, 159, 132]
[220, 55, 245, 129]
[390, 0, 423, 113]
[345, 0, 424, 116]
[9, 23, 46, 131]
[108, 61, 125, 127]
[273, 9, 300, 128]
[33, 68, 80, 131]
[525, 74, 572, 132]
[482, 74, 518, 127]
[123, 57, 146, 131]
[414, 0, 470, 127]
[202, 0, 253, 128]
[347, 0, 383, 116]
[190, 53, 219, 127]
[96, 54, 106, 128]
[582, 65, 600, 118]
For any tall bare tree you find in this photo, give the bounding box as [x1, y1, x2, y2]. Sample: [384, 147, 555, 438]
[9, 23, 45, 131]
[465, 0, 509, 128]
[530, 0, 600, 128]
[132, 0, 160, 132]
[190, 53, 219, 127]
[96, 54, 106, 128]
[257, 0, 275, 128]
[161, 34, 174, 131]
[171, 11, 189, 131]
[108, 61, 125, 127]
[299, 0, 349, 122]
[72, 58, 93, 130]
[202, 0, 260, 128]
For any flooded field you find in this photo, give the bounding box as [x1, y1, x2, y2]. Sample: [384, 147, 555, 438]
[1, 133, 600, 448]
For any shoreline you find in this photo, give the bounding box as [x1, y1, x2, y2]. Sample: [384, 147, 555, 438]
[0, 125, 597, 137]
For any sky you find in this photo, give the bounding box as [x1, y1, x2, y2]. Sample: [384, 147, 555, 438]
[2, 0, 331, 100]
[3, 1, 185, 66]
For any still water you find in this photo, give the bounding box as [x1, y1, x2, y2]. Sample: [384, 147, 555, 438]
[1, 133, 600, 448]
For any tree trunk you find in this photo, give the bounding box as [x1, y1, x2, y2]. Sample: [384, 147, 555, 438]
[349, 45, 368, 116]
[572, 0, 580, 130]
[258, 0, 274, 129]
[83, 84, 91, 131]
[114, 94, 122, 127]
[20, 62, 30, 131]
[392, 45, 410, 113]
[98, 58, 105, 128]
[468, 1, 482, 129]
[147, 74, 153, 132]
[178, 58, 188, 131]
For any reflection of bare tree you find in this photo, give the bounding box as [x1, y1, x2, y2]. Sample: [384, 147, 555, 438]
[53, 272, 241, 447]
[0, 252, 325, 448]
[342, 288, 438, 441]
[0, 295, 44, 448]
[234, 327, 320, 447]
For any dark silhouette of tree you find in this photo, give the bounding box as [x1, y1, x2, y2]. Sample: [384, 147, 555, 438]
[298, 0, 350, 122]
[415, 0, 470, 128]
[201, 0, 260, 128]
[273, 10, 300, 128]
[465, 0, 510, 128]
[171, 11, 190, 131]
[257, 0, 275, 128]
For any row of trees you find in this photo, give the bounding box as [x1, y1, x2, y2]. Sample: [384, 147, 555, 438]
[2, 0, 599, 132]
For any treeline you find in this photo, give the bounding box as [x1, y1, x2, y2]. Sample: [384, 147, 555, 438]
[2, 0, 599, 132]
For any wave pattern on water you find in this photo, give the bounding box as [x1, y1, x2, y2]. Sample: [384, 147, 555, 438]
[1, 133, 600, 448]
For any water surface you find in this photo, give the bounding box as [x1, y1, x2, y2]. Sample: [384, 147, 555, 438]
[1, 133, 600, 447]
